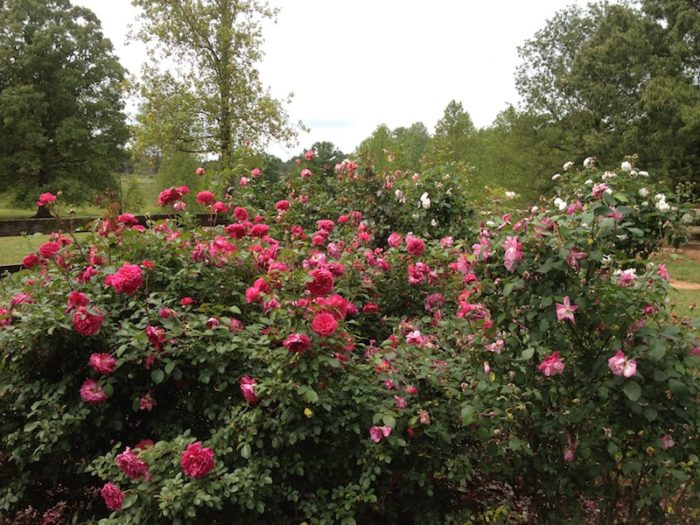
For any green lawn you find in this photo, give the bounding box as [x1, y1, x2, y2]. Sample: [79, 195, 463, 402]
[0, 233, 90, 265]
[0, 174, 161, 219]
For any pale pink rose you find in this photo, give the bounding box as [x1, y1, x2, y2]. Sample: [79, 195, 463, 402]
[657, 264, 670, 281]
[369, 425, 392, 443]
[607, 351, 637, 377]
[660, 434, 675, 450]
[239, 176, 250, 186]
[394, 396, 407, 409]
[251, 167, 261, 178]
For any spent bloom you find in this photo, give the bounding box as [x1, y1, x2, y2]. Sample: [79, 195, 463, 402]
[283, 333, 311, 353]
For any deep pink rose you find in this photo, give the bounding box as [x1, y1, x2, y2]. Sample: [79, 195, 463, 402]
[117, 213, 138, 226]
[195, 167, 205, 176]
[311, 312, 338, 337]
[38, 241, 61, 260]
[196, 191, 215, 205]
[36, 192, 57, 207]
[181, 442, 215, 478]
[116, 447, 149, 479]
[106, 263, 143, 295]
[72, 306, 104, 336]
[405, 235, 425, 256]
[306, 269, 334, 296]
[90, 353, 117, 375]
[100, 482, 124, 511]
[22, 253, 41, 268]
[67, 291, 89, 311]
[249, 224, 269, 238]
[80, 378, 107, 405]
[283, 333, 311, 353]
[275, 199, 290, 211]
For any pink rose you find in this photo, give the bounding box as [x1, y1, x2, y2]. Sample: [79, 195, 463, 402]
[196, 191, 215, 205]
[22, 253, 41, 268]
[116, 447, 149, 479]
[106, 263, 143, 295]
[100, 483, 124, 511]
[387, 232, 403, 248]
[369, 425, 392, 443]
[275, 199, 290, 211]
[72, 306, 104, 336]
[311, 312, 338, 337]
[80, 378, 107, 405]
[283, 333, 311, 353]
[306, 269, 334, 296]
[240, 374, 258, 404]
[607, 351, 637, 377]
[405, 234, 425, 256]
[38, 241, 61, 260]
[195, 167, 205, 176]
[181, 442, 215, 478]
[36, 192, 57, 207]
[538, 352, 565, 377]
[250, 167, 261, 178]
[90, 353, 117, 375]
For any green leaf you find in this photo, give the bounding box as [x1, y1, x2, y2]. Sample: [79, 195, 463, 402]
[240, 443, 251, 459]
[521, 348, 535, 360]
[382, 415, 396, 428]
[151, 369, 165, 384]
[623, 381, 642, 402]
[460, 405, 475, 426]
[648, 340, 666, 360]
[164, 361, 175, 375]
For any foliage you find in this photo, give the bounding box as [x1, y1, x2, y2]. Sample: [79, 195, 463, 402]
[516, 1, 700, 189]
[131, 0, 296, 171]
[0, 164, 698, 523]
[0, 0, 129, 204]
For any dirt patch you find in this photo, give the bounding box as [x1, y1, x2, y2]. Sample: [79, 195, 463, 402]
[671, 280, 700, 291]
[674, 243, 700, 263]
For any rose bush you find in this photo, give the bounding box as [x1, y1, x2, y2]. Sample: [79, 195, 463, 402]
[0, 167, 697, 523]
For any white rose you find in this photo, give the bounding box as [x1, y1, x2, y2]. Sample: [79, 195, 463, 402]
[552, 173, 561, 181]
[620, 161, 632, 172]
[638, 188, 649, 198]
[563, 161, 574, 171]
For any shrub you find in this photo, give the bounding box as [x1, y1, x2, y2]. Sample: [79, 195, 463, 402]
[0, 166, 697, 523]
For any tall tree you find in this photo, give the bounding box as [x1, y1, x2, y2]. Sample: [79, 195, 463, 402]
[429, 100, 475, 164]
[0, 0, 128, 205]
[132, 0, 296, 172]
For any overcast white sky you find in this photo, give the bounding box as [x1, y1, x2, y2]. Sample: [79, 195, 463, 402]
[74, 0, 588, 159]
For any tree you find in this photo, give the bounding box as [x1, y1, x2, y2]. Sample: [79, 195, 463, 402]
[0, 0, 129, 205]
[132, 0, 297, 172]
[516, 1, 700, 186]
[429, 100, 475, 164]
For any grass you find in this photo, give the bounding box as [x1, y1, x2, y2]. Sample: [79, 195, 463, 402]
[0, 174, 161, 219]
[0, 233, 90, 265]
[659, 252, 700, 283]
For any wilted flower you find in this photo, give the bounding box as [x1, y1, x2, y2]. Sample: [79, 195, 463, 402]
[555, 296, 578, 323]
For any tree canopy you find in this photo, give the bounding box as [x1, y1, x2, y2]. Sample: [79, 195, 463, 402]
[0, 0, 129, 204]
[516, 1, 700, 186]
[132, 0, 297, 172]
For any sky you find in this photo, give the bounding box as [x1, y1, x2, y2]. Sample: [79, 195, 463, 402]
[74, 0, 589, 159]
